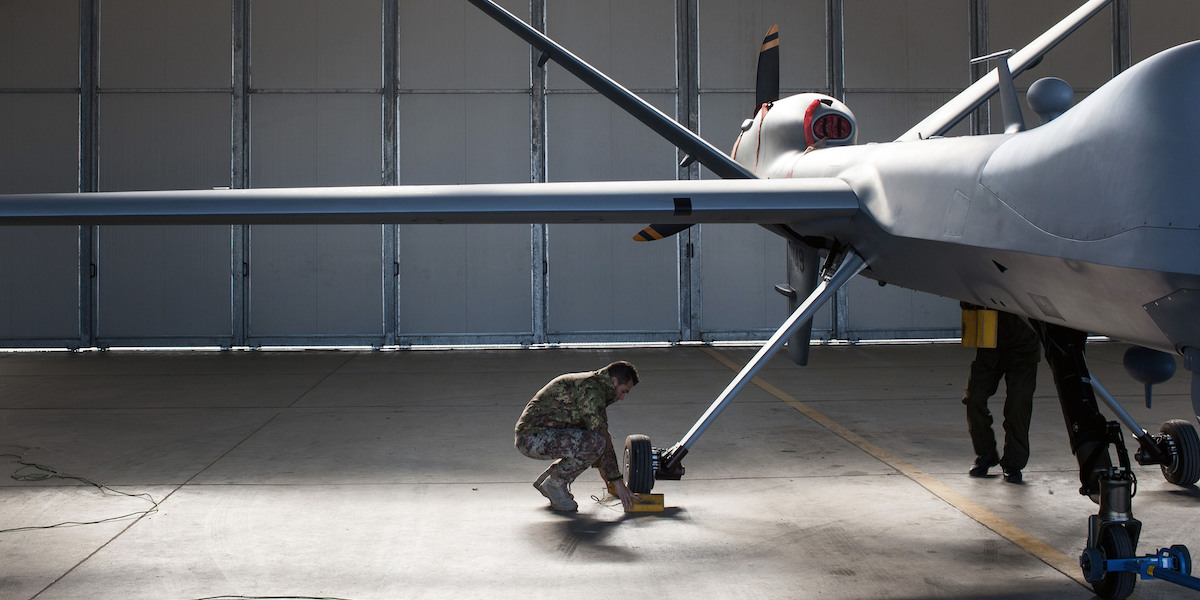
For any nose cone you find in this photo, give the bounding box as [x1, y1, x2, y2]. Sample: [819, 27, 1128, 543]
[730, 93, 857, 175]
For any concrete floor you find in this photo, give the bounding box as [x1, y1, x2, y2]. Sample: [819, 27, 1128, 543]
[0, 341, 1197, 600]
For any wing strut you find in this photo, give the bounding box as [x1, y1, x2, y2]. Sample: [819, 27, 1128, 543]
[656, 248, 868, 478]
[897, 0, 1111, 141]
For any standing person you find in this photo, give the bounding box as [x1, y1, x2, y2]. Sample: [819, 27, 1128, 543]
[962, 307, 1041, 484]
[515, 361, 641, 511]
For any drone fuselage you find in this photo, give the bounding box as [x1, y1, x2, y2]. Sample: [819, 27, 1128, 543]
[741, 41, 1200, 355]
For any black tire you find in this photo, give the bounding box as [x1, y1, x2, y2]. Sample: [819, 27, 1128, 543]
[623, 434, 655, 494]
[1092, 525, 1136, 600]
[1159, 419, 1200, 486]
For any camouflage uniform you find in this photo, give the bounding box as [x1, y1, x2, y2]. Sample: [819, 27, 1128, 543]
[514, 366, 623, 485]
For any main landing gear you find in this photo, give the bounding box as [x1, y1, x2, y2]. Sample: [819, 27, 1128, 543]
[620, 248, 868, 495]
[1036, 322, 1200, 599]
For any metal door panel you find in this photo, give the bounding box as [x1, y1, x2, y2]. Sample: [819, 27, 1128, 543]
[546, 92, 678, 337]
[0, 94, 78, 193]
[97, 225, 231, 340]
[698, 0, 826, 92]
[99, 93, 231, 190]
[1132, 1, 1200, 61]
[249, 93, 384, 341]
[399, 224, 531, 335]
[0, 226, 79, 340]
[700, 223, 834, 336]
[251, 94, 382, 187]
[100, 0, 229, 88]
[397, 93, 531, 337]
[398, 94, 529, 184]
[96, 93, 232, 342]
[252, 0, 382, 89]
[398, 0, 528, 90]
[845, 276, 960, 338]
[546, 0, 675, 91]
[547, 224, 678, 336]
[0, 94, 80, 343]
[0, 0, 77, 88]
[250, 225, 383, 337]
[845, 0, 967, 90]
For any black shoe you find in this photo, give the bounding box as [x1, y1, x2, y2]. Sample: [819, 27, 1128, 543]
[969, 457, 999, 477]
[1002, 468, 1023, 484]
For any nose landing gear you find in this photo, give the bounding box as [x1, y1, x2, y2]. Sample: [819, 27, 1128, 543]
[1078, 423, 1200, 599]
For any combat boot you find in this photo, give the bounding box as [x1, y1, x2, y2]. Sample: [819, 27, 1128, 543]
[534, 474, 578, 511]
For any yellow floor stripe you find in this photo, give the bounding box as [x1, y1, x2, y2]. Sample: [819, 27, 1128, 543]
[701, 347, 1092, 589]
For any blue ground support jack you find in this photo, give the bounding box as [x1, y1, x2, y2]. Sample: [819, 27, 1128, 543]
[1081, 544, 1200, 593]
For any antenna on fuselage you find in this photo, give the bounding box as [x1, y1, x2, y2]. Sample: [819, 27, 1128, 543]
[970, 49, 1026, 133]
[1027, 76, 1075, 124]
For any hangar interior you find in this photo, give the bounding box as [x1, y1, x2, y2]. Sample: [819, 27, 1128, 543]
[0, 0, 1196, 350]
[3, 3, 1200, 600]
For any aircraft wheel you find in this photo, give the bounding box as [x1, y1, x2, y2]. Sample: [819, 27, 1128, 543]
[1159, 419, 1200, 486]
[1092, 526, 1137, 600]
[623, 434, 655, 494]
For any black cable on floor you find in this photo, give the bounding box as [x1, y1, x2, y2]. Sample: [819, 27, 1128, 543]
[0, 450, 160, 534]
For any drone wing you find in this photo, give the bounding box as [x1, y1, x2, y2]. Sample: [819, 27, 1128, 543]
[0, 178, 857, 227]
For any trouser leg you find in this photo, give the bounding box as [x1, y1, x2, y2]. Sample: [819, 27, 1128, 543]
[963, 351, 1003, 463]
[515, 428, 606, 484]
[1000, 361, 1037, 470]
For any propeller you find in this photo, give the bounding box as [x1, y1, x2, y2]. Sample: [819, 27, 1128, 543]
[755, 24, 780, 112]
[634, 24, 781, 243]
[633, 223, 690, 242]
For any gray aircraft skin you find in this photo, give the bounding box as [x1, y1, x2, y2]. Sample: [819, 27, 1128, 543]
[1, 1, 1199, 594]
[760, 40, 1200, 357]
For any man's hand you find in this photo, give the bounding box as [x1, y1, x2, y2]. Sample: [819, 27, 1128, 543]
[610, 478, 641, 510]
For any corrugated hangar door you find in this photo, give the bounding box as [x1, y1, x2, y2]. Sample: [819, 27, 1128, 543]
[94, 0, 234, 346]
[544, 0, 681, 343]
[396, 0, 534, 345]
[0, 1, 82, 346]
[245, 0, 386, 346]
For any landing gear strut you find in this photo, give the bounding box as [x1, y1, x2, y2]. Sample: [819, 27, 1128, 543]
[1035, 322, 1199, 599]
[1083, 424, 1141, 599]
[620, 248, 867, 496]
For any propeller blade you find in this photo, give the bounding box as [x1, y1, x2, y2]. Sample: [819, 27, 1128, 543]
[755, 25, 780, 111]
[634, 25, 781, 242]
[633, 223, 691, 242]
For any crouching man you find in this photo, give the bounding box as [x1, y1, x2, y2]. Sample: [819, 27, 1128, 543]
[515, 361, 641, 512]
